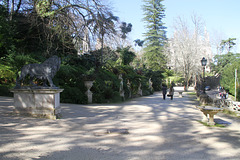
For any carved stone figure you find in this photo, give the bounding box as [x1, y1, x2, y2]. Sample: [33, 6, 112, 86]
[119, 74, 125, 100]
[138, 79, 142, 96]
[149, 78, 153, 92]
[127, 79, 131, 98]
[15, 55, 61, 88]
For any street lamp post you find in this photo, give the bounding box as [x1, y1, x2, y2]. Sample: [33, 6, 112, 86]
[201, 57, 207, 93]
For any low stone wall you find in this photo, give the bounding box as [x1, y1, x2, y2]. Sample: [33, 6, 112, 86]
[196, 89, 213, 106]
[200, 91, 240, 116]
[199, 93, 212, 105]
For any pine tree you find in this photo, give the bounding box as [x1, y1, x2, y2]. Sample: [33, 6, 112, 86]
[142, 0, 167, 71]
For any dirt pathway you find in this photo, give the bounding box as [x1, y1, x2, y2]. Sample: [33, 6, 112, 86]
[1, 91, 240, 160]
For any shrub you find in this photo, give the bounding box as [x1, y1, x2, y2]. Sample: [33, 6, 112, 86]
[91, 68, 121, 103]
[0, 84, 13, 97]
[141, 77, 153, 96]
[61, 86, 87, 104]
[237, 87, 240, 101]
[220, 59, 240, 99]
[54, 63, 88, 104]
[143, 69, 164, 91]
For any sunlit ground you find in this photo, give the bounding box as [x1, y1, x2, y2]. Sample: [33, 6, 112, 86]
[1, 90, 240, 159]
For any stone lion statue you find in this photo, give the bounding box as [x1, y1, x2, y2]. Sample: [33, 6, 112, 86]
[15, 55, 61, 88]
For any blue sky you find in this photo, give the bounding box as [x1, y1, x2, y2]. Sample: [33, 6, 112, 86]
[112, 0, 240, 53]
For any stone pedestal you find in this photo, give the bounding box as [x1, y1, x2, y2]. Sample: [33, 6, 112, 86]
[10, 89, 63, 119]
[196, 106, 223, 125]
[84, 81, 94, 104]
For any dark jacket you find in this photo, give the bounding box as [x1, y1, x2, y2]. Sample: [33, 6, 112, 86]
[162, 86, 167, 95]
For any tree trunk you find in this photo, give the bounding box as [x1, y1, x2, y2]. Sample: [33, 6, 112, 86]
[16, 0, 22, 13]
[100, 31, 104, 65]
[6, 0, 10, 13]
[10, 0, 14, 20]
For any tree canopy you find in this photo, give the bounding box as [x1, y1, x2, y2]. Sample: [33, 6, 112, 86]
[0, 0, 120, 56]
[142, 0, 167, 71]
[0, 0, 162, 103]
[167, 15, 212, 88]
[220, 38, 237, 53]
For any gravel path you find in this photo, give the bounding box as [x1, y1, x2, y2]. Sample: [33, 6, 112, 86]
[1, 89, 240, 160]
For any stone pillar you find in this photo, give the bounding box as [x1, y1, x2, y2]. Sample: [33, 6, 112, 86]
[10, 89, 64, 119]
[84, 81, 94, 104]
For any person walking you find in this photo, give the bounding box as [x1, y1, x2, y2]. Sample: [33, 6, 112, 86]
[162, 84, 167, 100]
[169, 86, 174, 100]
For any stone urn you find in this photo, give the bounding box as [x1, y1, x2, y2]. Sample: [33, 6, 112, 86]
[84, 81, 94, 104]
[149, 78, 153, 92]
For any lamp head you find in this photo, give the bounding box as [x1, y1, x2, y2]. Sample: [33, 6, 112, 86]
[201, 57, 207, 66]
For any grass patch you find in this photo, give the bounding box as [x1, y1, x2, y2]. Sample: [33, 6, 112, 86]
[186, 92, 196, 95]
[221, 109, 240, 118]
[186, 91, 199, 103]
[197, 120, 226, 128]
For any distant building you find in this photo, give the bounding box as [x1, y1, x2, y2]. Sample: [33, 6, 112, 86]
[76, 27, 90, 55]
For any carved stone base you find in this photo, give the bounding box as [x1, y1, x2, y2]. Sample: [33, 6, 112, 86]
[196, 106, 223, 126]
[10, 89, 64, 119]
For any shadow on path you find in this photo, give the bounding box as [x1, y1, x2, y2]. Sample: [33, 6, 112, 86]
[1, 92, 240, 160]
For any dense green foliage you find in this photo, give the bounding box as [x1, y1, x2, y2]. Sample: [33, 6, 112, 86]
[210, 38, 240, 100]
[211, 38, 240, 100]
[117, 47, 136, 65]
[0, 5, 13, 57]
[220, 57, 240, 100]
[220, 38, 237, 53]
[212, 53, 240, 74]
[0, 2, 167, 104]
[142, 0, 167, 71]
